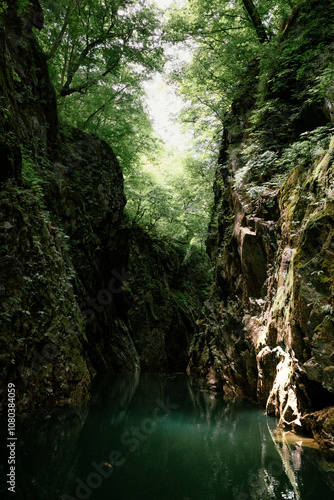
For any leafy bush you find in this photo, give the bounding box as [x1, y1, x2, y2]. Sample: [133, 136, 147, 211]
[21, 150, 46, 202]
[234, 125, 333, 193]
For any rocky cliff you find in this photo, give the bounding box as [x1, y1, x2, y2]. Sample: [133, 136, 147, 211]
[188, 0, 334, 455]
[2, 0, 334, 458]
[0, 0, 203, 411]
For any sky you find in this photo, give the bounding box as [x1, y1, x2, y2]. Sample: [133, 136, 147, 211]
[143, 0, 192, 149]
[143, 50, 192, 149]
[153, 0, 178, 9]
[157, 0, 173, 7]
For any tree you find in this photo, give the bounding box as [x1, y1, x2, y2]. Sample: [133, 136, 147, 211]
[164, 0, 295, 155]
[36, 0, 166, 168]
[124, 146, 214, 249]
[241, 0, 268, 43]
[39, 0, 164, 98]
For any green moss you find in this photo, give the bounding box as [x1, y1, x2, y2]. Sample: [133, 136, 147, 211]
[0, 181, 91, 410]
[294, 202, 334, 303]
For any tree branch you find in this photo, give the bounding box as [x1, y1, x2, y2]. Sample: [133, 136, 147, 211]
[59, 48, 122, 97]
[83, 84, 130, 127]
[47, 3, 73, 60]
[241, 0, 268, 43]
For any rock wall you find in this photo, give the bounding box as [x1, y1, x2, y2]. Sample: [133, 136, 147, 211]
[189, 0, 334, 455]
[0, 0, 92, 409]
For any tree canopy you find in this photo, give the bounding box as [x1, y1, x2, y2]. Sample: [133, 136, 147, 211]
[33, 0, 308, 248]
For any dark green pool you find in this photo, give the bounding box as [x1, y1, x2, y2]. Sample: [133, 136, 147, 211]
[2, 373, 334, 499]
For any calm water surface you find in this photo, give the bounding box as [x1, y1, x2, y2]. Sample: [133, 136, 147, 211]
[1, 373, 334, 499]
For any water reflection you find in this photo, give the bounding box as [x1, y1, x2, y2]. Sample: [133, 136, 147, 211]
[1, 373, 333, 499]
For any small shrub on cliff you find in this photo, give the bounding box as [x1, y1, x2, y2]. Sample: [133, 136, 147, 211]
[22, 150, 45, 191]
[235, 125, 332, 194]
[0, 1, 7, 13]
[279, 125, 332, 171]
[237, 143, 279, 186]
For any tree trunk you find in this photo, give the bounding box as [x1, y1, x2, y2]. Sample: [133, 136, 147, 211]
[241, 0, 268, 43]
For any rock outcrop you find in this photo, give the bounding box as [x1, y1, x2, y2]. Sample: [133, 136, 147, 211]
[189, 0, 334, 456]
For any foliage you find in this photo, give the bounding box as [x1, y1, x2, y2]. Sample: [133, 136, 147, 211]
[35, 0, 219, 252]
[161, 0, 301, 187]
[0, 0, 31, 14]
[36, 0, 165, 168]
[279, 126, 333, 169]
[19, 149, 48, 208]
[63, 77, 160, 171]
[17, 0, 30, 14]
[311, 64, 334, 105]
[0, 1, 8, 13]
[124, 145, 214, 250]
[39, 0, 164, 96]
[35, 0, 306, 253]
[33, 0, 334, 256]
[265, 0, 334, 99]
[234, 125, 333, 194]
[244, 0, 334, 147]
[164, 0, 334, 157]
[165, 0, 294, 114]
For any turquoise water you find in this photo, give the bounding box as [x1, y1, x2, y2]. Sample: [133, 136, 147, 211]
[1, 373, 334, 499]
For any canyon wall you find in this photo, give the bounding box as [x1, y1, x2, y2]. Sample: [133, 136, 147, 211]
[188, 0, 334, 455]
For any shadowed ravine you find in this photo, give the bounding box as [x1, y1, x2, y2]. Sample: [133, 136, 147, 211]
[1, 1, 334, 495]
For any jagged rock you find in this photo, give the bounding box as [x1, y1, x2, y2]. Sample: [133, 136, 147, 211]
[238, 229, 267, 298]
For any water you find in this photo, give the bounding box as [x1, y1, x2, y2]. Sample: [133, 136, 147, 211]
[1, 373, 334, 499]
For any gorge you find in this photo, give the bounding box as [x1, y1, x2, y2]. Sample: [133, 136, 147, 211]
[0, 0, 334, 496]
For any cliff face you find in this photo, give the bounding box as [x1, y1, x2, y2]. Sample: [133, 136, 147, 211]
[0, 1, 200, 411]
[189, 0, 334, 455]
[0, 0, 91, 408]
